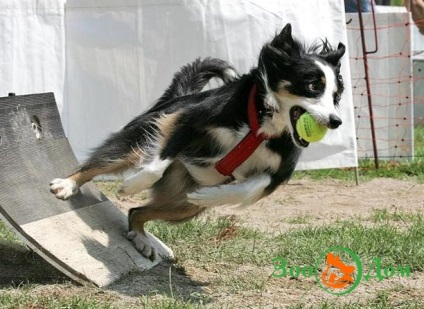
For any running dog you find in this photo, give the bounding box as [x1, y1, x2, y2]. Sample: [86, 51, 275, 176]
[50, 24, 346, 259]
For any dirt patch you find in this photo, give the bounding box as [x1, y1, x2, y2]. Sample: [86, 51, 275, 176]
[210, 178, 424, 232]
[104, 177, 424, 232]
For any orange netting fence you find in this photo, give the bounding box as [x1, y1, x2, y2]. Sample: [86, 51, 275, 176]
[346, 9, 423, 165]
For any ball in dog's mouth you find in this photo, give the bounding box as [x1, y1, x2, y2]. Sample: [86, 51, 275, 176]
[290, 106, 309, 147]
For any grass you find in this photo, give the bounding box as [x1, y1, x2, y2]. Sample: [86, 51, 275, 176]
[121, 211, 424, 307]
[274, 221, 424, 272]
[145, 217, 267, 265]
[1, 210, 423, 307]
[138, 298, 205, 309]
[0, 289, 113, 309]
[415, 125, 424, 157]
[289, 291, 424, 309]
[294, 158, 424, 183]
[145, 213, 424, 273]
[0, 280, 208, 309]
[0, 289, 205, 309]
[0, 221, 22, 243]
[371, 209, 423, 224]
[286, 215, 311, 224]
[1, 287, 422, 309]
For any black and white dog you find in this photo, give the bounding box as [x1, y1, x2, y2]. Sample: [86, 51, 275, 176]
[50, 24, 345, 259]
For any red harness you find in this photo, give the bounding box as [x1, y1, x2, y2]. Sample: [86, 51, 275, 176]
[215, 84, 273, 177]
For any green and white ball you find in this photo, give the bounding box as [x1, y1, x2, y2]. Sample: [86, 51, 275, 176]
[296, 113, 328, 143]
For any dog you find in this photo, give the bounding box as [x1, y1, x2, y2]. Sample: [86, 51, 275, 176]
[50, 23, 345, 260]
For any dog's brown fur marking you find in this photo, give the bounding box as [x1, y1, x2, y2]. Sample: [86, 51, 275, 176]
[69, 153, 140, 187]
[155, 112, 181, 150]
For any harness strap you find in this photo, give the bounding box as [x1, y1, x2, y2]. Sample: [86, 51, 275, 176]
[215, 84, 271, 177]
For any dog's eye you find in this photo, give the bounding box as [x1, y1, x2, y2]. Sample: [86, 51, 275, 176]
[338, 75, 343, 82]
[307, 82, 319, 92]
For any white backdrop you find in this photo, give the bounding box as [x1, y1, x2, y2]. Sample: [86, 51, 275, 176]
[0, 0, 358, 170]
[0, 0, 65, 111]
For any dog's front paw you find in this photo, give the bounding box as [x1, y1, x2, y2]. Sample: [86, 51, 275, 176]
[49, 178, 78, 200]
[127, 231, 156, 261]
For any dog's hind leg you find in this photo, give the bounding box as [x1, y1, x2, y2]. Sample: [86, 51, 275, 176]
[128, 200, 204, 260]
[118, 112, 185, 196]
[127, 159, 202, 259]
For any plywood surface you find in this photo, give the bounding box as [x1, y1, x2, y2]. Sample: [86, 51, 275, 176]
[0, 93, 172, 286]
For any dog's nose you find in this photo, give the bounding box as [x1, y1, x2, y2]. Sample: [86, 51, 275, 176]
[328, 114, 342, 129]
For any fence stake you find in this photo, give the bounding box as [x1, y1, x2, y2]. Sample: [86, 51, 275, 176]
[357, 0, 380, 169]
[354, 166, 360, 186]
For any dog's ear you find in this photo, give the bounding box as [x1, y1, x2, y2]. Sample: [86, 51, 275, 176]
[262, 23, 301, 65]
[270, 23, 295, 51]
[322, 42, 346, 66]
[277, 23, 293, 43]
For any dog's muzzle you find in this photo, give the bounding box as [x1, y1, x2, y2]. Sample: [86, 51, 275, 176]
[328, 114, 342, 129]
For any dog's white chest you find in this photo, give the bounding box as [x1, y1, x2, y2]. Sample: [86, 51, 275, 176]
[183, 141, 281, 186]
[232, 141, 281, 179]
[183, 163, 229, 186]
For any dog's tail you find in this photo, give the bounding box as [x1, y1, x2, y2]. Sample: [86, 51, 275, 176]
[156, 57, 239, 105]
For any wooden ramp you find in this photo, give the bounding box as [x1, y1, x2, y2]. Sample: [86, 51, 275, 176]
[0, 93, 173, 287]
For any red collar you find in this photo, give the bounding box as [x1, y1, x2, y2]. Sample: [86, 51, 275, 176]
[215, 84, 272, 177]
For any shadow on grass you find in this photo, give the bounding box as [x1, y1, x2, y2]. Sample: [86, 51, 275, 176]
[0, 239, 67, 287]
[0, 239, 210, 304]
[108, 260, 211, 303]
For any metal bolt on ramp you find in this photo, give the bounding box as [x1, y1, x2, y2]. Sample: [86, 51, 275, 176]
[0, 93, 173, 287]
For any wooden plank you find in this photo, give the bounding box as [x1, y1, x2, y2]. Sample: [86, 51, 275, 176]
[0, 93, 173, 287]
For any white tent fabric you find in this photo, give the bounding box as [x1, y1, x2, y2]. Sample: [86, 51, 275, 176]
[1, 0, 358, 170]
[65, 0, 358, 170]
[0, 0, 66, 113]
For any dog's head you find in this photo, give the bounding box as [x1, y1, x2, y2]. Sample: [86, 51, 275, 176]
[258, 23, 346, 148]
